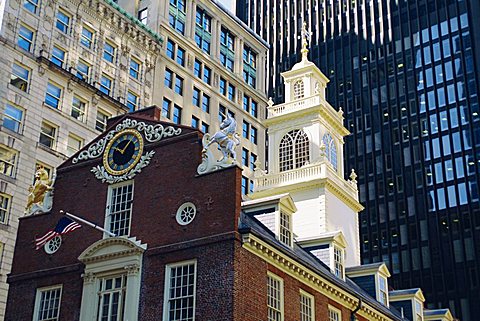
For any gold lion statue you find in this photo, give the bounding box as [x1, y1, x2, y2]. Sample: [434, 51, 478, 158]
[25, 166, 53, 215]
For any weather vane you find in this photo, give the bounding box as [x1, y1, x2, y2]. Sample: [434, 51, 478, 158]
[301, 21, 311, 60]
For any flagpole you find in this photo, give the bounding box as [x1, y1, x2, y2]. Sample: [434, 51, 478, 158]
[60, 210, 116, 237]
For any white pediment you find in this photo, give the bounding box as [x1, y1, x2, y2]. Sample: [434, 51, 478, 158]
[78, 237, 146, 264]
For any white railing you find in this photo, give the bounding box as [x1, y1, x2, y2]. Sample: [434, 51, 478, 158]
[267, 95, 321, 118]
[255, 163, 324, 190]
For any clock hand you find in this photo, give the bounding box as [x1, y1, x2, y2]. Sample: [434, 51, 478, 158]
[120, 139, 132, 154]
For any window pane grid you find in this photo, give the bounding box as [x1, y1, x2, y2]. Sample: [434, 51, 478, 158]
[0, 194, 10, 224]
[37, 287, 62, 321]
[279, 212, 291, 246]
[300, 293, 313, 321]
[267, 276, 282, 321]
[279, 130, 309, 172]
[167, 263, 195, 321]
[108, 184, 133, 236]
[3, 103, 23, 133]
[97, 275, 126, 321]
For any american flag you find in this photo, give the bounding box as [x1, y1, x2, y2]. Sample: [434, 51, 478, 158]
[35, 217, 81, 250]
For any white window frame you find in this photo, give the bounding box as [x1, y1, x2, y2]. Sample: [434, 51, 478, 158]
[267, 272, 284, 321]
[377, 274, 389, 306]
[100, 74, 113, 95]
[279, 130, 310, 172]
[51, 46, 66, 67]
[56, 10, 70, 33]
[163, 260, 197, 321]
[129, 58, 141, 79]
[39, 121, 57, 149]
[71, 96, 86, 122]
[24, 0, 40, 14]
[279, 211, 292, 247]
[0, 145, 17, 177]
[414, 299, 423, 321]
[96, 274, 127, 321]
[103, 41, 116, 63]
[33, 285, 63, 321]
[105, 181, 134, 237]
[76, 59, 90, 81]
[0, 193, 11, 225]
[333, 246, 345, 279]
[299, 290, 315, 321]
[328, 305, 341, 321]
[45, 82, 62, 109]
[67, 134, 83, 157]
[95, 109, 110, 132]
[127, 91, 139, 111]
[3, 103, 24, 133]
[10, 62, 30, 92]
[80, 26, 94, 49]
[293, 79, 304, 100]
[18, 24, 35, 52]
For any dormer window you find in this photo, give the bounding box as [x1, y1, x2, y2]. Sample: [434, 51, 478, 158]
[293, 80, 304, 100]
[322, 133, 337, 170]
[333, 246, 344, 279]
[378, 275, 388, 305]
[415, 300, 423, 321]
[279, 130, 309, 172]
[279, 211, 292, 246]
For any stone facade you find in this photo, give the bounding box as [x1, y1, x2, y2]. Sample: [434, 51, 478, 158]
[0, 0, 268, 319]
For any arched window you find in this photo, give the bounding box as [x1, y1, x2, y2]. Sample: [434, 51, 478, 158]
[293, 80, 304, 100]
[322, 133, 337, 170]
[279, 130, 310, 172]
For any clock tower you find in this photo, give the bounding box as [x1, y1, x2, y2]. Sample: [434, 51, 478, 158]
[252, 45, 363, 267]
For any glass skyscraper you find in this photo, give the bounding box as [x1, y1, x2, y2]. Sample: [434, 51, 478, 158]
[236, 0, 480, 319]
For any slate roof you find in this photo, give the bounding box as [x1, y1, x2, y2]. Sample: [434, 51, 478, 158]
[238, 212, 407, 321]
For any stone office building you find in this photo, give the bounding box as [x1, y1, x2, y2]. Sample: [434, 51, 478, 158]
[0, 0, 267, 319]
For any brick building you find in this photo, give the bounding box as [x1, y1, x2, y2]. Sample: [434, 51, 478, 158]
[4, 108, 452, 321]
[0, 0, 267, 317]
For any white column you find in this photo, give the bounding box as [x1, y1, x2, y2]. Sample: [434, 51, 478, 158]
[79, 273, 97, 321]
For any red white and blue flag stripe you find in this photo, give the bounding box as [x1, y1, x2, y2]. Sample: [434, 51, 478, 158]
[35, 217, 81, 250]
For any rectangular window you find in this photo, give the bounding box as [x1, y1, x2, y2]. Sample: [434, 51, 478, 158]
[191, 116, 199, 128]
[176, 47, 185, 66]
[99, 75, 112, 95]
[162, 98, 171, 118]
[193, 59, 201, 77]
[165, 68, 173, 88]
[201, 122, 209, 133]
[138, 8, 148, 24]
[24, 0, 39, 13]
[107, 182, 133, 236]
[219, 78, 226, 95]
[378, 276, 388, 305]
[67, 134, 83, 157]
[127, 91, 139, 112]
[300, 291, 314, 321]
[34, 286, 62, 321]
[39, 122, 57, 149]
[129, 58, 141, 79]
[71, 96, 86, 122]
[3, 103, 24, 133]
[164, 261, 196, 321]
[173, 105, 182, 124]
[279, 211, 291, 246]
[242, 148, 248, 166]
[241, 175, 248, 195]
[193, 87, 200, 107]
[228, 84, 235, 101]
[250, 126, 257, 144]
[267, 273, 283, 321]
[18, 24, 34, 51]
[202, 94, 210, 113]
[96, 109, 110, 132]
[242, 121, 249, 138]
[51, 46, 66, 67]
[76, 60, 90, 81]
[203, 66, 211, 84]
[333, 247, 344, 279]
[80, 26, 94, 49]
[0, 146, 17, 178]
[169, 0, 186, 35]
[195, 7, 211, 54]
[45, 82, 62, 109]
[175, 76, 183, 95]
[97, 275, 127, 321]
[220, 27, 235, 71]
[56, 10, 70, 33]
[250, 153, 257, 171]
[10, 63, 30, 92]
[243, 45, 257, 87]
[167, 39, 175, 59]
[0, 194, 11, 224]
[103, 42, 115, 63]
[328, 306, 341, 321]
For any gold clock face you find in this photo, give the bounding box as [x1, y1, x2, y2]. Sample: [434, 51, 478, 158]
[103, 129, 144, 175]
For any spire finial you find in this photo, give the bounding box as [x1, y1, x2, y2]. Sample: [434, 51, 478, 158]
[301, 22, 310, 61]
